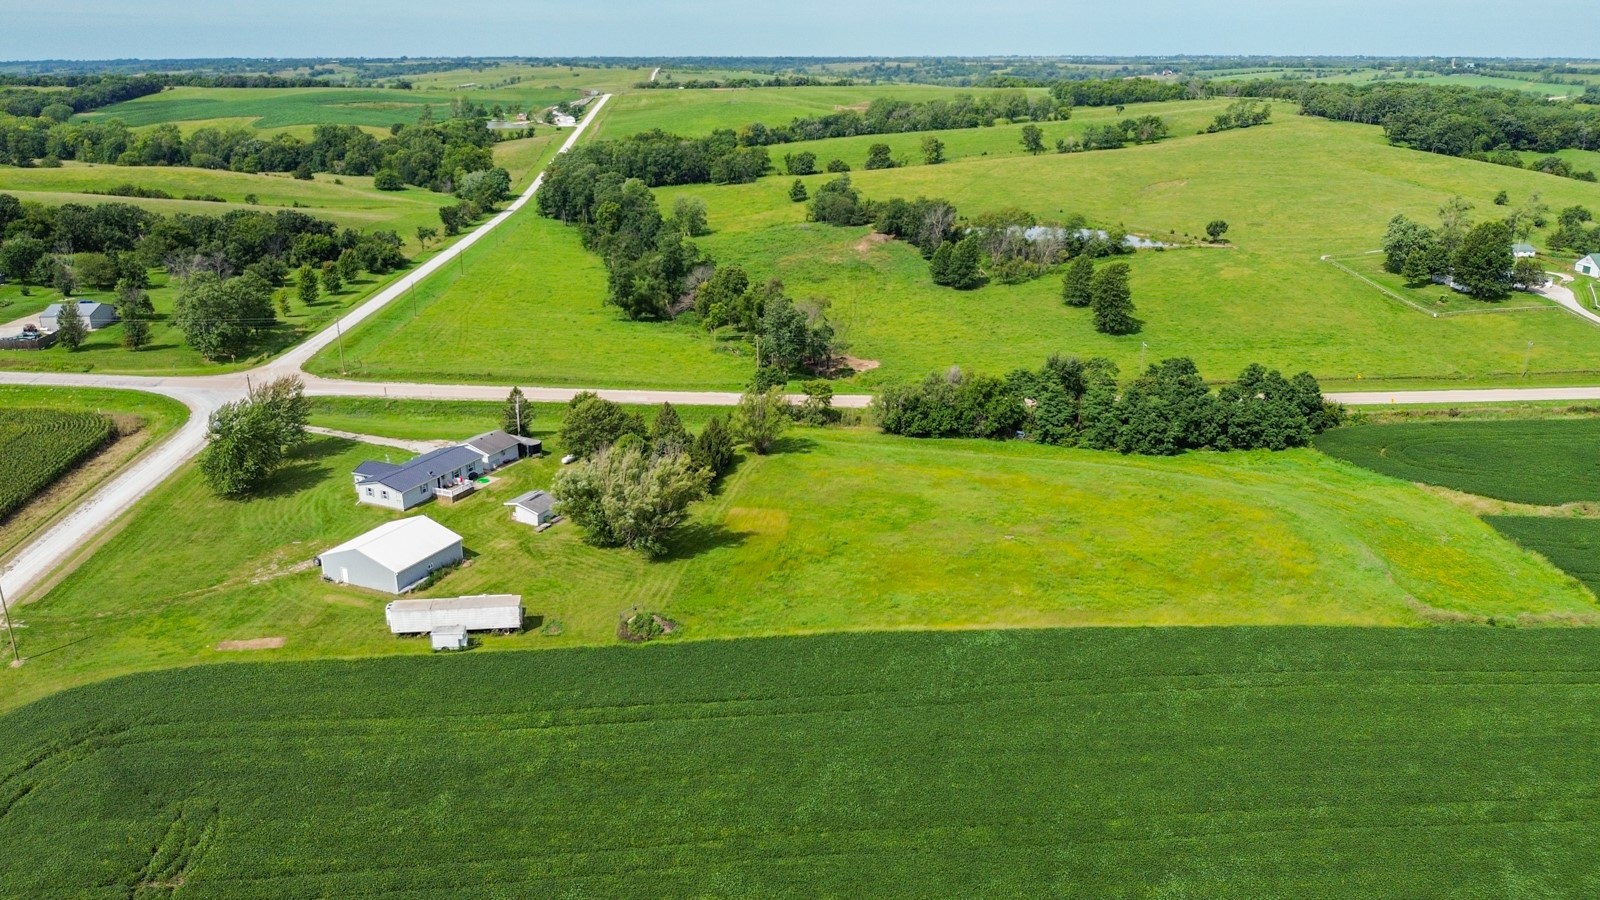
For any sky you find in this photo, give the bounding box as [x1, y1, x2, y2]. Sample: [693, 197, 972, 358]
[0, 0, 1565, 61]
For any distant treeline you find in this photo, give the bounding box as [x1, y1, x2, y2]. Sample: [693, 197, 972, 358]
[877, 356, 1342, 455]
[1222, 80, 1600, 159]
[634, 75, 853, 89]
[0, 115, 501, 191]
[0, 73, 342, 119]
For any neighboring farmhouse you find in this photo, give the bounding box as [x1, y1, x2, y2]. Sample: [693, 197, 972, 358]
[40, 300, 118, 331]
[316, 516, 464, 595]
[1579, 254, 1600, 278]
[352, 430, 539, 511]
[1512, 243, 1537, 259]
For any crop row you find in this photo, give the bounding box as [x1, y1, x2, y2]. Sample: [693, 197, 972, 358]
[0, 408, 115, 521]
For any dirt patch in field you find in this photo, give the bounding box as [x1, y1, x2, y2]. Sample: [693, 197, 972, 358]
[839, 355, 881, 373]
[834, 102, 871, 112]
[855, 232, 892, 253]
[216, 637, 286, 651]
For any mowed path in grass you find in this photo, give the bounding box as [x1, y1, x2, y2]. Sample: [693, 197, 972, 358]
[6, 420, 1591, 712]
[326, 96, 1600, 390]
[4, 628, 1600, 897]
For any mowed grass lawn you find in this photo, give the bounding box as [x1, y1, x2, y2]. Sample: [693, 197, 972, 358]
[6, 416, 1593, 712]
[330, 97, 1600, 391]
[5, 628, 1600, 897]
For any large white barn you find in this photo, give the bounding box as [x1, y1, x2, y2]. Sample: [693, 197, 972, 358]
[317, 517, 464, 595]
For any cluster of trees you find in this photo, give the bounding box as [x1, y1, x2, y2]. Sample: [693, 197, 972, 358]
[1062, 257, 1138, 334]
[693, 267, 838, 380]
[0, 74, 166, 119]
[551, 394, 739, 557]
[1381, 198, 1546, 300]
[536, 169, 705, 320]
[1054, 116, 1170, 153]
[0, 107, 505, 192]
[1230, 80, 1600, 161]
[539, 128, 770, 189]
[1550, 206, 1600, 255]
[876, 356, 1340, 454]
[199, 376, 310, 497]
[1048, 79, 1191, 107]
[1204, 99, 1272, 133]
[634, 75, 851, 89]
[734, 92, 1072, 147]
[0, 194, 403, 357]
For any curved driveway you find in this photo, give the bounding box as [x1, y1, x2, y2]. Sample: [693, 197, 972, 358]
[5, 95, 1600, 601]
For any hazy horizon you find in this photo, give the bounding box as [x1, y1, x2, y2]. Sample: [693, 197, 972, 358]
[0, 0, 1563, 63]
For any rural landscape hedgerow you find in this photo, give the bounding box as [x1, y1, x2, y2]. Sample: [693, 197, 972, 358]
[4, 9, 1600, 896]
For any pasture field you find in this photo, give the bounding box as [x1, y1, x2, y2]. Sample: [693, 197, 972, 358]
[331, 96, 1600, 391]
[0, 410, 112, 521]
[0, 387, 188, 562]
[1330, 250, 1564, 315]
[404, 62, 653, 94]
[1313, 418, 1600, 506]
[78, 85, 577, 132]
[305, 395, 726, 440]
[5, 628, 1600, 896]
[5, 415, 1592, 712]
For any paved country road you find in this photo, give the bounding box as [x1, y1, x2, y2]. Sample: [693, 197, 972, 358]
[4, 91, 1600, 603]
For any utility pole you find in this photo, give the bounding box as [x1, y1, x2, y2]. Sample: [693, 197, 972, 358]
[0, 570, 21, 667]
[1140, 341, 1148, 372]
[336, 318, 347, 374]
[1523, 340, 1534, 378]
[515, 396, 523, 437]
[411, 279, 418, 319]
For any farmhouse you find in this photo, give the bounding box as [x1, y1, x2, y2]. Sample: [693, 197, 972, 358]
[353, 431, 535, 510]
[504, 489, 557, 528]
[385, 594, 524, 635]
[1513, 243, 1537, 259]
[40, 300, 118, 332]
[1579, 254, 1600, 278]
[317, 516, 464, 595]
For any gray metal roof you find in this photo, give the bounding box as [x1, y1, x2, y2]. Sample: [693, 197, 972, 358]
[387, 594, 522, 614]
[358, 444, 483, 492]
[465, 430, 522, 456]
[504, 489, 555, 515]
[353, 460, 402, 479]
[321, 517, 462, 572]
[1513, 243, 1536, 253]
[42, 300, 115, 318]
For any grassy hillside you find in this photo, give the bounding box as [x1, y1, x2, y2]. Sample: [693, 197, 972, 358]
[79, 85, 576, 131]
[321, 98, 1600, 391]
[4, 628, 1600, 897]
[5, 418, 1592, 712]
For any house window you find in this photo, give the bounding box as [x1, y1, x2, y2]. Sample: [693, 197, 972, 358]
[365, 488, 373, 496]
[381, 491, 389, 499]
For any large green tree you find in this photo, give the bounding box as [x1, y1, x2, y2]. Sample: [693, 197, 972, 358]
[550, 443, 711, 557]
[689, 415, 736, 477]
[1452, 220, 1514, 300]
[503, 386, 532, 437]
[198, 376, 310, 498]
[173, 272, 277, 361]
[1090, 262, 1137, 334]
[1020, 124, 1045, 154]
[1061, 254, 1094, 306]
[733, 388, 789, 455]
[55, 301, 86, 351]
[560, 392, 646, 458]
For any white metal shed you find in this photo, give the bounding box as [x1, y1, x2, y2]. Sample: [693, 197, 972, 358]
[385, 594, 524, 635]
[318, 517, 464, 595]
[431, 626, 469, 651]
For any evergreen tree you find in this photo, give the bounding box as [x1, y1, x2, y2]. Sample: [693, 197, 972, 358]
[55, 300, 86, 350]
[788, 179, 808, 203]
[649, 402, 690, 456]
[1090, 262, 1137, 334]
[690, 415, 736, 477]
[121, 309, 150, 350]
[947, 237, 985, 290]
[502, 386, 531, 437]
[929, 240, 955, 285]
[1061, 254, 1094, 306]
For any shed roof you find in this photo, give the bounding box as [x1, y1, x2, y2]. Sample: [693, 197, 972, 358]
[321, 517, 462, 573]
[465, 430, 522, 456]
[358, 444, 483, 492]
[386, 594, 522, 614]
[1513, 242, 1536, 254]
[504, 489, 555, 515]
[42, 300, 114, 318]
[1582, 253, 1600, 267]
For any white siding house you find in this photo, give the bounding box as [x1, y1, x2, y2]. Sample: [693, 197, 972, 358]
[1512, 243, 1537, 259]
[1579, 254, 1600, 278]
[353, 446, 483, 511]
[463, 431, 526, 470]
[318, 517, 464, 594]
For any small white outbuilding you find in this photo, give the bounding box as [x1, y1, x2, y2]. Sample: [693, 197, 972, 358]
[1579, 254, 1600, 278]
[504, 489, 557, 528]
[317, 517, 464, 595]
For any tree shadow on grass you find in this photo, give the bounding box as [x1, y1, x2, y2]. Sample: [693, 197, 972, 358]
[768, 435, 818, 455]
[252, 436, 344, 499]
[660, 522, 753, 562]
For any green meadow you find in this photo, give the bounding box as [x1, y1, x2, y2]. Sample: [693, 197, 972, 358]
[323, 96, 1600, 391]
[79, 85, 577, 132]
[5, 628, 1600, 897]
[5, 405, 1592, 713]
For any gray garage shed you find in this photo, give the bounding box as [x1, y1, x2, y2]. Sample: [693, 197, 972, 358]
[317, 516, 464, 595]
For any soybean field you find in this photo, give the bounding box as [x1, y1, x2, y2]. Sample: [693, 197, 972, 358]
[3, 629, 1600, 898]
[1488, 516, 1600, 595]
[0, 409, 114, 521]
[1313, 418, 1600, 505]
